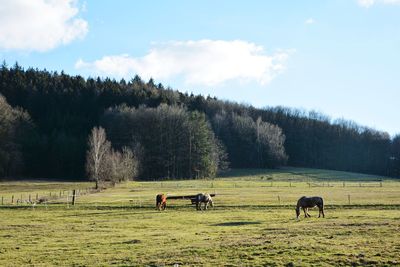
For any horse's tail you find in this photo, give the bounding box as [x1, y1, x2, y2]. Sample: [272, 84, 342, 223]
[196, 193, 204, 202]
[156, 194, 162, 208]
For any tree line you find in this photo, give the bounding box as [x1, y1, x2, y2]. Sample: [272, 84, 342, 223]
[0, 62, 399, 179]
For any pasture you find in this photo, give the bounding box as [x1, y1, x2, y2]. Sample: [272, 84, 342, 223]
[1, 167, 400, 266]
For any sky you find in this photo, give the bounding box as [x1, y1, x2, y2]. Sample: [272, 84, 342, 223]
[0, 0, 399, 136]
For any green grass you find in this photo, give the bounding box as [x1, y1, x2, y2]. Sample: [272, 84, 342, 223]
[1, 168, 400, 266]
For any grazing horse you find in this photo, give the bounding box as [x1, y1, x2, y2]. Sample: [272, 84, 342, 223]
[156, 194, 167, 211]
[296, 196, 325, 219]
[195, 193, 214, 210]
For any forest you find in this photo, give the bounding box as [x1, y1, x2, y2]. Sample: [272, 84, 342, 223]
[0, 62, 399, 180]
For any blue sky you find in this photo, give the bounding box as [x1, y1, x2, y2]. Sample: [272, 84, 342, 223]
[0, 0, 399, 136]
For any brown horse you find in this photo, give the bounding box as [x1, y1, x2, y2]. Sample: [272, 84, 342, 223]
[156, 194, 167, 211]
[296, 196, 325, 219]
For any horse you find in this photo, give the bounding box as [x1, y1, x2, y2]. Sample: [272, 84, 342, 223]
[195, 193, 214, 210]
[296, 196, 324, 219]
[156, 194, 167, 211]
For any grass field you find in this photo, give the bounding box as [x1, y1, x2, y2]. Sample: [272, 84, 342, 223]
[1, 168, 400, 266]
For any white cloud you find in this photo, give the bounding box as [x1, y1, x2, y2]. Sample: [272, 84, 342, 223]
[0, 0, 88, 52]
[76, 40, 292, 87]
[305, 18, 315, 25]
[357, 0, 400, 7]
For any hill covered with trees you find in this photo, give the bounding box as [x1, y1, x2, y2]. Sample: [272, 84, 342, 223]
[0, 62, 399, 180]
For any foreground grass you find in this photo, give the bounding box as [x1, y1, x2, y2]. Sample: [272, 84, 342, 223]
[0, 168, 399, 266]
[1, 207, 399, 266]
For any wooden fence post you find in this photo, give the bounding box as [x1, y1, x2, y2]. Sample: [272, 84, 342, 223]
[72, 190, 76, 206]
[1, 196, 3, 205]
[278, 195, 281, 205]
[348, 194, 351, 205]
[29, 194, 31, 203]
[11, 195, 14, 204]
[36, 193, 38, 200]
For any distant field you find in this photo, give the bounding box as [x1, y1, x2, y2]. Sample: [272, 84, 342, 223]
[1, 168, 399, 266]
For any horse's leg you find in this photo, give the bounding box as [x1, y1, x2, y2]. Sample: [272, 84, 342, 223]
[306, 208, 311, 217]
[302, 207, 307, 218]
[322, 206, 325, 218]
[205, 202, 208, 210]
[318, 206, 321, 218]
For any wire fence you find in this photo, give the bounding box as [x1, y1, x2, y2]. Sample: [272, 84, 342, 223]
[0, 180, 397, 208]
[0, 187, 96, 206]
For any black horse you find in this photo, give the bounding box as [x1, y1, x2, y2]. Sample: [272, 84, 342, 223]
[296, 196, 325, 219]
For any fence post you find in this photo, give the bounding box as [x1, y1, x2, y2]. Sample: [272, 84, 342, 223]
[72, 190, 76, 206]
[29, 194, 31, 203]
[60, 191, 62, 197]
[67, 192, 69, 208]
[278, 195, 281, 205]
[20, 194, 22, 203]
[36, 193, 38, 200]
[348, 194, 351, 205]
[11, 195, 14, 204]
[1, 196, 3, 205]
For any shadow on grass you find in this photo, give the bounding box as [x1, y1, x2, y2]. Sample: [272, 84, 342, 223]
[211, 221, 261, 226]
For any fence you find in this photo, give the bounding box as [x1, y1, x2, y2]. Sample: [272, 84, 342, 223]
[0, 187, 96, 207]
[0, 180, 394, 208]
[147, 180, 385, 189]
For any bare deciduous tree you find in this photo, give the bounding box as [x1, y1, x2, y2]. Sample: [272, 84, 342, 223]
[108, 147, 138, 186]
[86, 127, 111, 189]
[120, 147, 138, 181]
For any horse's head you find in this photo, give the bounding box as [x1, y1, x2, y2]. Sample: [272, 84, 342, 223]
[295, 206, 300, 218]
